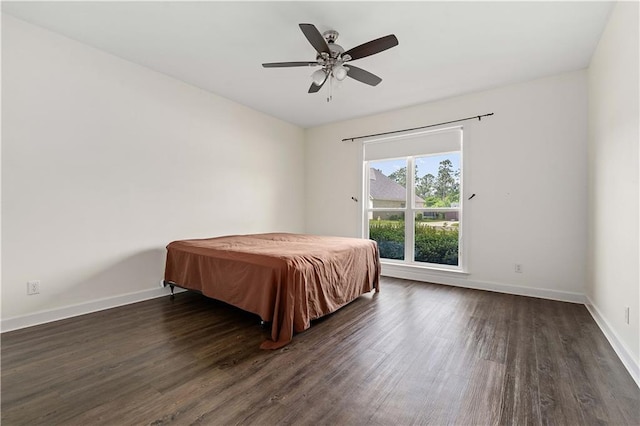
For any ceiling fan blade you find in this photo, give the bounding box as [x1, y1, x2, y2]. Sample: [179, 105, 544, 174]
[308, 75, 328, 93]
[299, 23, 330, 55]
[262, 61, 318, 68]
[346, 65, 382, 86]
[343, 35, 398, 61]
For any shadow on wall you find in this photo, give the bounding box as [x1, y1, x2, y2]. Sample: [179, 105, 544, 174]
[49, 247, 169, 310]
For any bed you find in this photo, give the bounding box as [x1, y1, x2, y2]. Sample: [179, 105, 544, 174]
[163, 233, 381, 349]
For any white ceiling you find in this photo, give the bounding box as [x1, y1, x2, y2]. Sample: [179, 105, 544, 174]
[2, 1, 613, 128]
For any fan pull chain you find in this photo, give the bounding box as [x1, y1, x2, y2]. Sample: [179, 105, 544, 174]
[327, 73, 333, 102]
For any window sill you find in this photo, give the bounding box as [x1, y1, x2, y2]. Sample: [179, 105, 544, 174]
[380, 261, 469, 279]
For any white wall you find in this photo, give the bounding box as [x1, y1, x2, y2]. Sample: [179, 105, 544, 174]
[306, 70, 588, 302]
[1, 15, 305, 327]
[587, 1, 639, 382]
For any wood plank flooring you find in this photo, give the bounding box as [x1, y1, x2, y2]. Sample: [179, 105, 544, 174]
[2, 277, 638, 425]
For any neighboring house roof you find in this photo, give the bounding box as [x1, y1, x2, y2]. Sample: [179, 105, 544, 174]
[369, 168, 424, 204]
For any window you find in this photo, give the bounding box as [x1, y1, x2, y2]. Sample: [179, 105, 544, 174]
[364, 127, 463, 269]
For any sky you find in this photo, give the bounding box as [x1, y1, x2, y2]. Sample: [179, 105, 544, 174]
[371, 153, 460, 179]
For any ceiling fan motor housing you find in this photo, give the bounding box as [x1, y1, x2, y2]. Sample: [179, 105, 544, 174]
[323, 30, 339, 43]
[323, 30, 345, 58]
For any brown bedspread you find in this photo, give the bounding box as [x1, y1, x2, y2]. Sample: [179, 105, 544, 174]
[164, 233, 380, 349]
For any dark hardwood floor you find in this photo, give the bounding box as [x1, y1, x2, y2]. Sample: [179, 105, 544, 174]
[2, 277, 638, 425]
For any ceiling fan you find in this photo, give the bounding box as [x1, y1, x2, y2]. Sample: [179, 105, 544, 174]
[262, 24, 398, 100]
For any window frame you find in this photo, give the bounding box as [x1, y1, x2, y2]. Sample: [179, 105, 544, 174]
[362, 127, 464, 272]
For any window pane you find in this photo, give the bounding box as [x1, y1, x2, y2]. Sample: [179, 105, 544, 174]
[414, 153, 461, 208]
[369, 160, 407, 209]
[414, 213, 459, 265]
[369, 212, 405, 260]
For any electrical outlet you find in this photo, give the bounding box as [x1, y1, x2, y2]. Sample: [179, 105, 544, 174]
[514, 264, 523, 273]
[27, 280, 40, 295]
[625, 307, 630, 325]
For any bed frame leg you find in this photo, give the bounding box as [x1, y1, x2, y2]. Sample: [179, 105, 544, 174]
[162, 280, 176, 300]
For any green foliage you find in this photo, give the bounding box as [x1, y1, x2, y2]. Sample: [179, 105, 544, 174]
[388, 167, 408, 188]
[424, 194, 459, 208]
[414, 225, 459, 265]
[416, 173, 435, 199]
[369, 222, 458, 265]
[381, 159, 460, 207]
[435, 159, 452, 195]
[386, 160, 460, 206]
[369, 221, 405, 260]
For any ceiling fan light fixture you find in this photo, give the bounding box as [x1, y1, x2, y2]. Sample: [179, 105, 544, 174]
[311, 68, 327, 85]
[333, 65, 348, 81]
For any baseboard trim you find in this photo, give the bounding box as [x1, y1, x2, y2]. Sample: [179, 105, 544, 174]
[585, 298, 640, 388]
[0, 286, 184, 333]
[381, 264, 586, 303]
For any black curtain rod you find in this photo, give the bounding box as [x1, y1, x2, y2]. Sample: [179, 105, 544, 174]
[341, 112, 494, 142]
